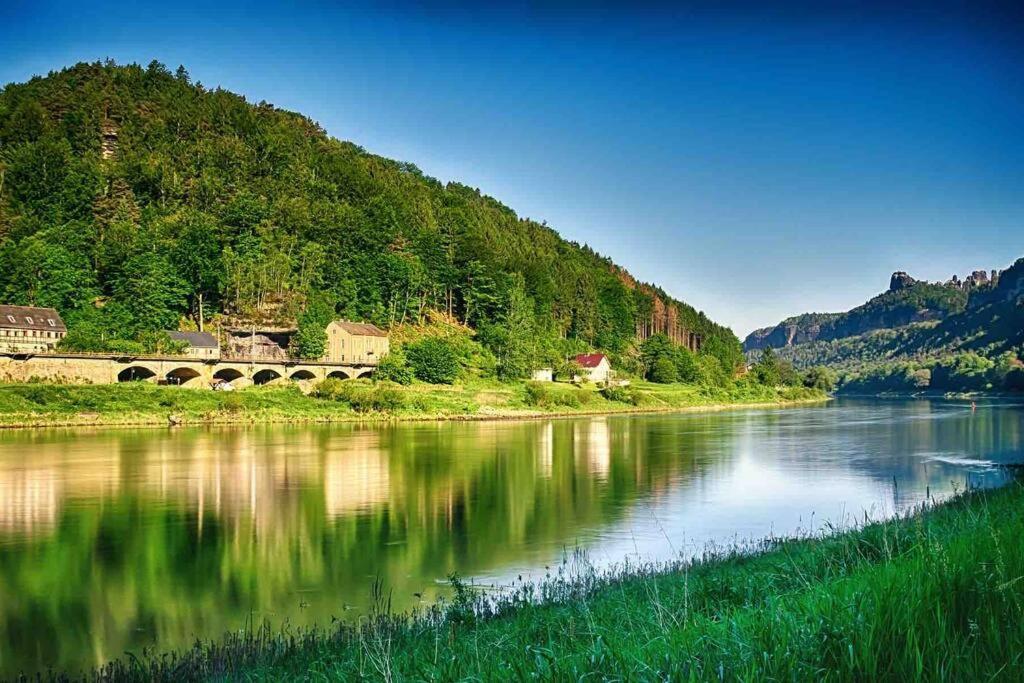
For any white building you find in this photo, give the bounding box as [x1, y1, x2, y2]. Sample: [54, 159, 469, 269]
[574, 353, 612, 383]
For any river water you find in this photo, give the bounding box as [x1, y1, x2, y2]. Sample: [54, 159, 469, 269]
[0, 398, 1022, 675]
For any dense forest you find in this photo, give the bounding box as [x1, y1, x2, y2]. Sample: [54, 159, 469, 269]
[747, 260, 1024, 394]
[0, 61, 742, 377]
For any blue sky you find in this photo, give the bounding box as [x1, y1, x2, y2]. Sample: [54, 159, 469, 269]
[2, 1, 1022, 336]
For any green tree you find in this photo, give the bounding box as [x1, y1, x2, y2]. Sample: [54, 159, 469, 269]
[113, 252, 188, 334]
[753, 347, 781, 386]
[292, 294, 336, 359]
[650, 357, 678, 384]
[406, 337, 460, 384]
[375, 348, 414, 385]
[802, 366, 835, 392]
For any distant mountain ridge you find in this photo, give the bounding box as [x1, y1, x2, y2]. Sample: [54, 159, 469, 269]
[745, 258, 1024, 378]
[743, 269, 998, 352]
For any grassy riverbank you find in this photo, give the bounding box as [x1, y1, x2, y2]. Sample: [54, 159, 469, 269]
[81, 478, 1024, 681]
[0, 379, 826, 428]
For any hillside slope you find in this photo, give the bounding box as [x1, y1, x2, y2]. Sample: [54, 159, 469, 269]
[0, 61, 741, 374]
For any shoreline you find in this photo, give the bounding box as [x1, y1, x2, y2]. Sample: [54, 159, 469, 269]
[86, 478, 1024, 681]
[0, 392, 832, 431]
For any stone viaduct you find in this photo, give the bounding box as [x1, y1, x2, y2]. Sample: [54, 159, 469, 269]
[0, 353, 377, 388]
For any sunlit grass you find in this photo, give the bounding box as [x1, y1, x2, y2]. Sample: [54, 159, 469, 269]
[0, 378, 826, 427]
[85, 479, 1024, 681]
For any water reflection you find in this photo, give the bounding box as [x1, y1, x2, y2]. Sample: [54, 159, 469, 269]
[0, 399, 1021, 675]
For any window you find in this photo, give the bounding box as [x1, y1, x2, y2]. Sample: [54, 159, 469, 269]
[5, 315, 13, 323]
[25, 317, 33, 325]
[47, 319, 55, 327]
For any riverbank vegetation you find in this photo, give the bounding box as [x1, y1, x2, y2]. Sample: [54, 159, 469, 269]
[0, 376, 823, 428]
[81, 477, 1024, 681]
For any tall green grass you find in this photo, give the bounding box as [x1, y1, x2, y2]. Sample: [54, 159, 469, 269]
[80, 480, 1024, 681]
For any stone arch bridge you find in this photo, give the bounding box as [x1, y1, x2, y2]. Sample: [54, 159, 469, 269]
[0, 353, 377, 388]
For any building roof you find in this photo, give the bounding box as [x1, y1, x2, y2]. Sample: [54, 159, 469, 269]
[166, 331, 219, 348]
[575, 353, 609, 368]
[0, 305, 66, 332]
[332, 321, 388, 337]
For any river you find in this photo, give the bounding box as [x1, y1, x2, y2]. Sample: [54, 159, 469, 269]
[0, 398, 1021, 676]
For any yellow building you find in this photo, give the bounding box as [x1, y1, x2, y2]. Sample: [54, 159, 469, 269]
[324, 321, 389, 364]
[0, 305, 66, 354]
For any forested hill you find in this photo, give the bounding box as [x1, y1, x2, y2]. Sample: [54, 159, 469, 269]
[0, 61, 742, 375]
[743, 272, 969, 352]
[747, 258, 1024, 394]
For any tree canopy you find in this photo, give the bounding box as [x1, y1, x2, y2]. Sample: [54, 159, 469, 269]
[0, 61, 742, 368]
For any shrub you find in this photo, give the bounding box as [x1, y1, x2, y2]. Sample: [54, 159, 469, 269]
[553, 391, 581, 408]
[312, 377, 347, 400]
[405, 338, 460, 384]
[524, 381, 552, 407]
[649, 357, 678, 384]
[220, 392, 244, 412]
[375, 349, 414, 385]
[600, 385, 631, 403]
[312, 378, 404, 412]
[695, 355, 729, 388]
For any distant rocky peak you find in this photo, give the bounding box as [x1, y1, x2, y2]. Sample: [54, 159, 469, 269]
[889, 271, 917, 292]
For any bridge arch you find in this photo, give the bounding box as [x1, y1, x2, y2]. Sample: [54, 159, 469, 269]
[166, 367, 202, 386]
[354, 368, 376, 379]
[326, 370, 352, 380]
[290, 369, 317, 381]
[253, 369, 282, 386]
[213, 368, 245, 384]
[118, 366, 156, 383]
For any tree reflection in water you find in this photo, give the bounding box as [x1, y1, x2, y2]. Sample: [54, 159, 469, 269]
[0, 399, 1020, 676]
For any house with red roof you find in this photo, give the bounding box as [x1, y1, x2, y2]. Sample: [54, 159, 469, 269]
[574, 353, 612, 383]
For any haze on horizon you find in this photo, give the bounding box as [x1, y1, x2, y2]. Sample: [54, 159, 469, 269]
[2, 0, 1022, 337]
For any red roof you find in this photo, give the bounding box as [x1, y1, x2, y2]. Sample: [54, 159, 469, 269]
[575, 353, 608, 368]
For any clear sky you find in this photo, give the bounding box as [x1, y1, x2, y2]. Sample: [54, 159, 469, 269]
[2, 1, 1022, 336]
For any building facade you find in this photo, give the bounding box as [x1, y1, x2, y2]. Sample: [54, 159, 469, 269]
[574, 353, 613, 383]
[0, 306, 67, 354]
[325, 321, 389, 364]
[166, 331, 220, 360]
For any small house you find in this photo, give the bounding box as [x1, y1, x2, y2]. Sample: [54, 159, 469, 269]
[574, 353, 612, 383]
[166, 331, 220, 360]
[531, 368, 553, 382]
[0, 305, 66, 354]
[325, 321, 389, 364]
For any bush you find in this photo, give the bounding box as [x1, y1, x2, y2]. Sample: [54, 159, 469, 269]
[405, 337, 460, 384]
[695, 355, 729, 388]
[375, 349, 414, 385]
[601, 385, 638, 403]
[220, 392, 244, 413]
[312, 377, 347, 400]
[650, 357, 678, 384]
[524, 381, 552, 407]
[553, 391, 581, 408]
[802, 366, 835, 392]
[311, 378, 404, 412]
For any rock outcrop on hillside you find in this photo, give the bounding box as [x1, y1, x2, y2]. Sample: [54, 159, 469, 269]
[743, 271, 971, 352]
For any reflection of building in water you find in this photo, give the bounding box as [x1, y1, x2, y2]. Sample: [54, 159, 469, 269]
[537, 422, 554, 478]
[0, 466, 59, 535]
[323, 431, 390, 517]
[0, 442, 123, 536]
[575, 418, 611, 479]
